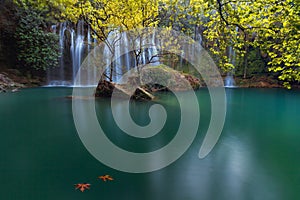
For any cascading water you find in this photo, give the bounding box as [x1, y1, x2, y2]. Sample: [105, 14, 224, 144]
[114, 33, 123, 82]
[47, 22, 70, 86]
[72, 20, 84, 85]
[70, 29, 75, 84]
[58, 22, 67, 82]
[47, 20, 99, 86]
[92, 38, 98, 85]
[140, 36, 147, 65]
[224, 44, 236, 87]
[102, 30, 160, 83]
[224, 27, 238, 88]
[103, 31, 114, 82]
[123, 32, 131, 72]
[176, 32, 202, 72]
[80, 26, 98, 86]
[224, 73, 235, 88]
[224, 45, 236, 88]
[47, 22, 162, 86]
[149, 31, 160, 65]
[51, 25, 57, 34]
[87, 26, 92, 85]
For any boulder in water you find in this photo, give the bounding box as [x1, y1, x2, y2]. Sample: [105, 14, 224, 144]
[94, 80, 116, 98]
[131, 87, 155, 101]
[140, 65, 201, 91]
[94, 64, 201, 100]
[94, 80, 154, 101]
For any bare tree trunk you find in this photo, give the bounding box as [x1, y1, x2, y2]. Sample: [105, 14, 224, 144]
[109, 63, 113, 82]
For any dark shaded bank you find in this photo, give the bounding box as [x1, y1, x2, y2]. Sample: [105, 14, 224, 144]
[1, 66, 300, 93]
[0, 69, 44, 92]
[235, 75, 299, 89]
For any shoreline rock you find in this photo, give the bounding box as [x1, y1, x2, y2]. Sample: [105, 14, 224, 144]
[0, 68, 45, 92]
[0, 73, 25, 92]
[234, 75, 283, 88]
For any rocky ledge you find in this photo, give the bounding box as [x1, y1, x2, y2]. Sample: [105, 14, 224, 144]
[0, 69, 44, 93]
[0, 73, 24, 92]
[235, 75, 283, 88]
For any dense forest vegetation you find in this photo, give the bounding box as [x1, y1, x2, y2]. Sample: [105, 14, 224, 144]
[0, 0, 299, 88]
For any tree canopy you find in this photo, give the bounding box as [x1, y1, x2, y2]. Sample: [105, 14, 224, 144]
[11, 0, 300, 88]
[201, 0, 300, 88]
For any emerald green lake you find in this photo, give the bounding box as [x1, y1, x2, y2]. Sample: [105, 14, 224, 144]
[1, 88, 300, 200]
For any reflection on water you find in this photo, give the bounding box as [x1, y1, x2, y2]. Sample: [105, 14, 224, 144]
[0, 88, 300, 199]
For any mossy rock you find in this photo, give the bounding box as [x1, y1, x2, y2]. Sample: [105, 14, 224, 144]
[140, 64, 201, 91]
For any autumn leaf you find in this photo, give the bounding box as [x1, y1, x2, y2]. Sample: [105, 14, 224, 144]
[98, 175, 114, 182]
[74, 183, 91, 192]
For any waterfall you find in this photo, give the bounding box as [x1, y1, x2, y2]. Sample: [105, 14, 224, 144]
[46, 22, 163, 86]
[224, 45, 236, 88]
[114, 32, 123, 82]
[59, 22, 67, 82]
[72, 20, 84, 85]
[51, 25, 57, 34]
[140, 37, 147, 65]
[103, 31, 114, 82]
[224, 27, 238, 88]
[93, 38, 98, 85]
[70, 29, 75, 84]
[149, 31, 160, 65]
[123, 32, 131, 73]
[224, 74, 235, 88]
[87, 26, 94, 85]
[47, 22, 70, 86]
[135, 32, 160, 66]
[103, 30, 161, 82]
[46, 20, 102, 87]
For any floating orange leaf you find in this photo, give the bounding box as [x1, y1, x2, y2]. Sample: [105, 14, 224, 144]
[98, 175, 114, 182]
[74, 183, 91, 192]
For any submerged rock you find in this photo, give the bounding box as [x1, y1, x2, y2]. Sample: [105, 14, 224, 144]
[95, 80, 116, 98]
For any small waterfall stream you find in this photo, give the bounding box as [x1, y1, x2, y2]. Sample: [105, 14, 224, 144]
[224, 27, 238, 88]
[59, 22, 67, 82]
[224, 45, 236, 88]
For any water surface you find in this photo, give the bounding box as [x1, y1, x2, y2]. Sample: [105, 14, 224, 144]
[0, 88, 299, 200]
